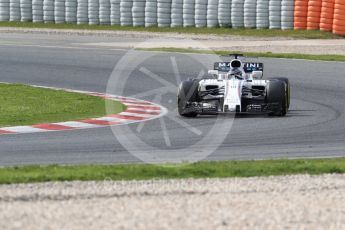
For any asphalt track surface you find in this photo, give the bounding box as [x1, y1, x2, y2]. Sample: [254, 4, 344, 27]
[0, 32, 344, 166]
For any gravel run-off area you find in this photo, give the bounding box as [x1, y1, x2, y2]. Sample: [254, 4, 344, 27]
[1, 27, 345, 55]
[1, 174, 345, 229]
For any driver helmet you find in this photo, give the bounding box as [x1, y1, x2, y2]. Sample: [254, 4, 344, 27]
[229, 68, 243, 79]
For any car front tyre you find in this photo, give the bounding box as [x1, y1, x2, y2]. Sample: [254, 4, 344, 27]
[266, 80, 288, 117]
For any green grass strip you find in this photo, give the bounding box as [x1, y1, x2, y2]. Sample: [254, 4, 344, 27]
[1, 158, 345, 184]
[0, 21, 342, 39]
[137, 47, 345, 62]
[0, 83, 126, 127]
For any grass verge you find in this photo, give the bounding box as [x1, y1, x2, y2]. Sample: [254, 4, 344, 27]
[1, 158, 345, 184]
[0, 83, 126, 127]
[138, 47, 345, 62]
[0, 21, 342, 39]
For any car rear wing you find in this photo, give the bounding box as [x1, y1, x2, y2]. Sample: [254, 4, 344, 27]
[214, 62, 264, 73]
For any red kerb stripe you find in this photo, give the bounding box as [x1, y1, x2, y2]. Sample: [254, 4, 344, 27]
[32, 124, 75, 131]
[0, 129, 15, 134]
[109, 114, 146, 120]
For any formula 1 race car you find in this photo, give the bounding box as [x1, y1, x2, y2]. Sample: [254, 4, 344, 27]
[177, 54, 290, 117]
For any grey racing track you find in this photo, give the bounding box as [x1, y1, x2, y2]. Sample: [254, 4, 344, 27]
[0, 32, 344, 166]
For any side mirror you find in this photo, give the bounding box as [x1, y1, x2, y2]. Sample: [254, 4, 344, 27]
[252, 71, 263, 79]
[208, 70, 218, 75]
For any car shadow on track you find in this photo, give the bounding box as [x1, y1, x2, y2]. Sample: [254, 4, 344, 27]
[179, 109, 315, 119]
[234, 110, 315, 119]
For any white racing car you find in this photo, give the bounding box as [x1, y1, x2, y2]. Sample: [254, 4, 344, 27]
[178, 54, 290, 117]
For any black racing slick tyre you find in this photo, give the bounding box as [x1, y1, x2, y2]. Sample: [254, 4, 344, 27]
[266, 80, 288, 116]
[268, 77, 290, 109]
[178, 79, 200, 117]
